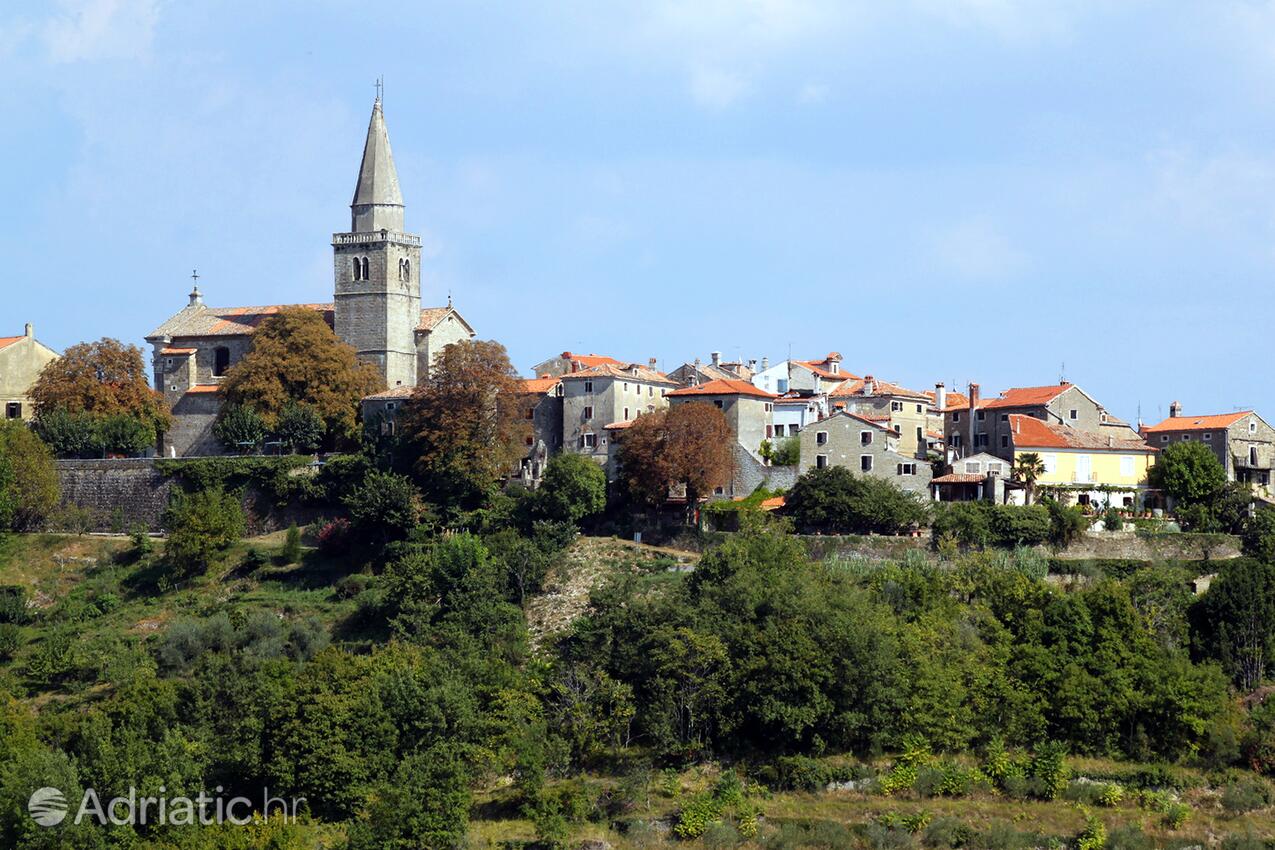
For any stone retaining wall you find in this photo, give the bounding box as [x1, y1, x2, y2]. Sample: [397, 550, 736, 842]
[54, 459, 174, 532]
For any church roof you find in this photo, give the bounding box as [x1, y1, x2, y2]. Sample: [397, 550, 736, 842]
[351, 98, 403, 209]
[416, 305, 475, 336]
[0, 336, 23, 351]
[146, 303, 334, 340]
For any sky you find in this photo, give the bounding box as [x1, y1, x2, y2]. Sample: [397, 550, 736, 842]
[2, 1, 1275, 425]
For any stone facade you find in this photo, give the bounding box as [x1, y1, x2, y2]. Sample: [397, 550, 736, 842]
[944, 381, 1115, 462]
[54, 459, 174, 532]
[0, 324, 58, 421]
[798, 410, 933, 496]
[831, 376, 931, 459]
[1144, 408, 1275, 497]
[560, 363, 675, 476]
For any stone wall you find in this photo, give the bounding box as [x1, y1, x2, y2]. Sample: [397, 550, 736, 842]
[1052, 530, 1241, 562]
[54, 459, 175, 532]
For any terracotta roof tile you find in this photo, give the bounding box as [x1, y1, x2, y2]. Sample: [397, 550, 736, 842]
[159, 347, 197, 356]
[362, 386, 415, 401]
[0, 336, 23, 351]
[830, 376, 929, 400]
[932, 473, 986, 484]
[1008, 414, 1156, 452]
[1143, 412, 1251, 433]
[184, 385, 221, 395]
[559, 352, 625, 369]
[148, 303, 333, 339]
[667, 379, 777, 399]
[559, 363, 676, 385]
[521, 377, 560, 394]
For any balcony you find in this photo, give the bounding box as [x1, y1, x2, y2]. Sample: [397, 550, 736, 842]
[332, 231, 421, 247]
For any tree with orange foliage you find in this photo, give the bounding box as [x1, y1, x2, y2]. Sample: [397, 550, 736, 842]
[617, 402, 734, 522]
[30, 338, 170, 444]
[218, 308, 383, 447]
[398, 340, 530, 511]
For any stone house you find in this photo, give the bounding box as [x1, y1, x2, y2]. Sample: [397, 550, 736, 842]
[514, 376, 564, 488]
[1143, 404, 1275, 497]
[666, 351, 755, 387]
[147, 96, 473, 457]
[930, 451, 1017, 503]
[666, 379, 777, 463]
[798, 410, 933, 496]
[560, 362, 676, 477]
[772, 392, 824, 441]
[530, 351, 624, 379]
[830, 376, 932, 459]
[0, 324, 59, 422]
[943, 381, 1120, 462]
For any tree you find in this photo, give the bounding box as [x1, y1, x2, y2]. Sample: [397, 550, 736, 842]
[1013, 452, 1047, 505]
[343, 469, 420, 548]
[398, 340, 530, 511]
[1149, 441, 1227, 506]
[346, 747, 470, 850]
[785, 465, 928, 535]
[536, 453, 607, 526]
[617, 403, 734, 521]
[1193, 558, 1275, 691]
[218, 308, 383, 447]
[0, 423, 58, 532]
[29, 338, 169, 451]
[275, 402, 325, 454]
[212, 404, 267, 453]
[162, 488, 246, 576]
[1244, 506, 1275, 563]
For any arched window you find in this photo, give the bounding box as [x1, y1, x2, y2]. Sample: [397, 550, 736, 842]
[352, 257, 361, 280]
[360, 257, 370, 280]
[213, 346, 230, 377]
[403, 258, 410, 280]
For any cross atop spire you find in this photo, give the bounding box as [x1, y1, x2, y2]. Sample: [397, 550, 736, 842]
[350, 92, 404, 232]
[374, 76, 383, 104]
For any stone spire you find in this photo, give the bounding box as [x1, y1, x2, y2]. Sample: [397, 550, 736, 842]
[350, 95, 405, 233]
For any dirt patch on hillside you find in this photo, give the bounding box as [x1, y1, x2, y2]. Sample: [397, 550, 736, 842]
[525, 537, 697, 649]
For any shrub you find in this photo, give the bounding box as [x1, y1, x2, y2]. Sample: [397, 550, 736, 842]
[1074, 811, 1106, 850]
[1105, 824, 1152, 850]
[1161, 802, 1190, 830]
[280, 524, 302, 564]
[1045, 498, 1088, 546]
[922, 816, 973, 848]
[0, 586, 29, 625]
[786, 466, 928, 535]
[275, 402, 325, 454]
[0, 623, 21, 659]
[316, 517, 351, 553]
[162, 487, 246, 576]
[1221, 777, 1272, 815]
[213, 403, 267, 453]
[1103, 508, 1123, 531]
[535, 453, 607, 526]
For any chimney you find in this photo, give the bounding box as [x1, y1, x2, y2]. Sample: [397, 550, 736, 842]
[863, 375, 875, 395]
[748, 358, 757, 371]
[935, 382, 947, 411]
[762, 356, 769, 371]
[23, 323, 32, 338]
[1060, 379, 1072, 386]
[648, 357, 658, 371]
[1169, 400, 1182, 418]
[968, 382, 980, 456]
[711, 351, 721, 368]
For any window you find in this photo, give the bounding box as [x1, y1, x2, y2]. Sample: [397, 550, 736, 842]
[1043, 454, 1057, 474]
[165, 357, 174, 369]
[714, 486, 725, 496]
[583, 406, 594, 420]
[952, 412, 961, 423]
[766, 424, 773, 438]
[1076, 454, 1092, 483]
[949, 434, 963, 447]
[213, 346, 230, 377]
[623, 382, 629, 392]
[774, 424, 785, 437]
[525, 436, 534, 447]
[965, 462, 981, 474]
[860, 455, 873, 472]
[816, 454, 828, 469]
[1121, 455, 1134, 477]
[1160, 434, 1169, 443]
[816, 431, 828, 445]
[988, 463, 1003, 475]
[916, 404, 923, 413]
[893, 424, 901, 434]
[4, 402, 20, 420]
[974, 433, 989, 448]
[361, 257, 369, 280]
[584, 381, 593, 393]
[891, 401, 904, 412]
[1251, 421, 1259, 434]
[897, 463, 916, 476]
[1252, 446, 1260, 466]
[403, 258, 410, 279]
[916, 426, 923, 443]
[1182, 434, 1191, 441]
[976, 410, 985, 421]
[352, 257, 362, 280]
[1204, 432, 1212, 441]
[1000, 413, 1008, 422]
[623, 407, 629, 420]
[582, 433, 597, 449]
[1069, 409, 1078, 420]
[1001, 435, 1009, 449]
[713, 400, 724, 409]
[648, 386, 653, 396]
[860, 431, 872, 445]
[765, 403, 773, 412]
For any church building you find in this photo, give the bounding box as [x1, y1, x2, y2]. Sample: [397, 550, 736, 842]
[146, 96, 474, 457]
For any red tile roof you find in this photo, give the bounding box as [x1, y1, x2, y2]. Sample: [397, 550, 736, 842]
[1143, 412, 1251, 433]
[932, 473, 986, 484]
[604, 420, 636, 430]
[160, 347, 197, 356]
[1008, 414, 1156, 452]
[185, 385, 221, 394]
[562, 352, 625, 369]
[0, 336, 23, 351]
[830, 376, 929, 400]
[559, 363, 676, 385]
[793, 358, 859, 382]
[667, 379, 777, 399]
[982, 384, 1074, 410]
[362, 386, 415, 401]
[521, 377, 560, 395]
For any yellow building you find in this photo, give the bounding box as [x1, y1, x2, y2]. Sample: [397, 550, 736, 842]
[1007, 414, 1156, 509]
[0, 324, 58, 422]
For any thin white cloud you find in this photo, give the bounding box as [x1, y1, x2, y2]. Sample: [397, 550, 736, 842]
[690, 66, 748, 109]
[43, 0, 158, 63]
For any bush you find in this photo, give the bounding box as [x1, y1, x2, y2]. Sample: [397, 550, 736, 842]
[1221, 777, 1272, 815]
[786, 466, 928, 535]
[280, 524, 302, 564]
[1045, 498, 1087, 547]
[0, 586, 29, 625]
[922, 817, 973, 849]
[275, 402, 325, 454]
[535, 453, 607, 526]
[0, 623, 21, 660]
[0, 422, 59, 532]
[931, 503, 1050, 549]
[162, 488, 246, 576]
[213, 404, 267, 453]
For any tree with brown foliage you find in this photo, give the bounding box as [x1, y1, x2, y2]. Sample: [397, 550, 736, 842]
[398, 340, 530, 511]
[218, 308, 383, 446]
[617, 403, 734, 522]
[30, 338, 170, 432]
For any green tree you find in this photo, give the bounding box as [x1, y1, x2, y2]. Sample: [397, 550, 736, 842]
[212, 404, 267, 454]
[1244, 506, 1275, 563]
[1193, 558, 1275, 691]
[1149, 441, 1227, 506]
[275, 402, 325, 454]
[785, 465, 928, 534]
[617, 403, 735, 521]
[163, 488, 246, 576]
[347, 746, 470, 850]
[1013, 452, 1047, 505]
[0, 422, 58, 532]
[343, 470, 420, 548]
[536, 453, 607, 526]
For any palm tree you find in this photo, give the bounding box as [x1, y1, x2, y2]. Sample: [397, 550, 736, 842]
[1014, 452, 1047, 505]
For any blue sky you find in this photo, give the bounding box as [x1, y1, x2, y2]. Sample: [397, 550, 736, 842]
[3, 1, 1274, 424]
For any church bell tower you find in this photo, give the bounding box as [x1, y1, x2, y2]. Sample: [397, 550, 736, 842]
[333, 93, 422, 388]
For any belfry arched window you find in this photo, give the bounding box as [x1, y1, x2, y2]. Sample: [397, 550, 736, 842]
[403, 258, 410, 280]
[360, 257, 370, 280]
[352, 257, 362, 280]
